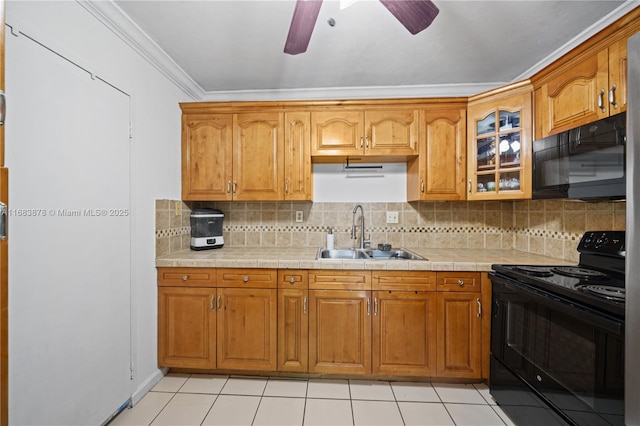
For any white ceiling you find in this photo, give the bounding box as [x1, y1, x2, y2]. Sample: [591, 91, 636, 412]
[107, 0, 636, 100]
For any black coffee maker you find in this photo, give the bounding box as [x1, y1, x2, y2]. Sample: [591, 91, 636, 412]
[190, 208, 224, 250]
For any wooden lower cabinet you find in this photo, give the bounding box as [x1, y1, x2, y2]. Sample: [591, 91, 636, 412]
[309, 290, 371, 374]
[436, 292, 482, 378]
[157, 268, 487, 380]
[372, 291, 437, 376]
[158, 287, 217, 369]
[217, 288, 277, 371]
[277, 269, 309, 372]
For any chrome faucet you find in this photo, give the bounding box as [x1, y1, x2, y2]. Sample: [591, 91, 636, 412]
[351, 204, 370, 249]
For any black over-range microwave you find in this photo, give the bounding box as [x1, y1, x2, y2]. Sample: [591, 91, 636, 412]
[532, 112, 626, 201]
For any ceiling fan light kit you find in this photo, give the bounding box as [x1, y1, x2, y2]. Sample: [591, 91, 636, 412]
[284, 0, 439, 55]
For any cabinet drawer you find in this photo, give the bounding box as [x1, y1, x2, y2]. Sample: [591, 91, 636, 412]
[157, 267, 216, 287]
[372, 271, 436, 291]
[437, 272, 481, 292]
[217, 268, 277, 288]
[278, 270, 308, 289]
[309, 270, 371, 290]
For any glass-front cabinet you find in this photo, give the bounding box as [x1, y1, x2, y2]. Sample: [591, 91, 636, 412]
[467, 81, 533, 200]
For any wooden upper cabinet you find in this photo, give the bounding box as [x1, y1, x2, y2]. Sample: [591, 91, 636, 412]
[534, 39, 628, 138]
[233, 112, 284, 201]
[407, 108, 466, 201]
[311, 110, 364, 156]
[311, 109, 418, 158]
[284, 112, 312, 200]
[365, 110, 418, 156]
[181, 114, 233, 201]
[181, 105, 310, 201]
[467, 81, 533, 200]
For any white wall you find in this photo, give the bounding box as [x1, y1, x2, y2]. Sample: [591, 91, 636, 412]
[5, 1, 188, 422]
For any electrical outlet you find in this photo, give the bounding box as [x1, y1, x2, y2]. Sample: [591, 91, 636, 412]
[295, 211, 304, 223]
[174, 201, 182, 216]
[386, 211, 399, 224]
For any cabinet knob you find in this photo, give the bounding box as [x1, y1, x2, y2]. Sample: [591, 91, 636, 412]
[289, 277, 295, 283]
[182, 275, 188, 281]
[458, 279, 464, 286]
[243, 276, 249, 282]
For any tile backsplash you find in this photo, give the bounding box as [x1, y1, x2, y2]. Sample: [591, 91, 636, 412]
[156, 199, 625, 262]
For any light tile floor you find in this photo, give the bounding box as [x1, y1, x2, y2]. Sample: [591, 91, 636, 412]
[110, 374, 516, 426]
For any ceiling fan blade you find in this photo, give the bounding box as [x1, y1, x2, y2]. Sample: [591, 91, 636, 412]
[284, 0, 324, 55]
[379, 0, 439, 35]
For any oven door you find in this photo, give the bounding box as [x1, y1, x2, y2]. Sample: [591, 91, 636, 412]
[491, 274, 624, 426]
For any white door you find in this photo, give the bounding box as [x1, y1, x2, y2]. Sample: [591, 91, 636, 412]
[5, 28, 131, 425]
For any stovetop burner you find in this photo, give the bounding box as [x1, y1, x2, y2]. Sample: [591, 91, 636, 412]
[514, 265, 553, 277]
[550, 266, 609, 280]
[580, 285, 625, 302]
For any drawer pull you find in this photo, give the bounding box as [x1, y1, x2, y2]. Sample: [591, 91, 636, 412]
[289, 277, 295, 284]
[243, 276, 249, 282]
[458, 279, 464, 286]
[182, 275, 188, 282]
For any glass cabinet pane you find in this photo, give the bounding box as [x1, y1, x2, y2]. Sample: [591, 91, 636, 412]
[476, 175, 496, 192]
[477, 136, 496, 170]
[477, 113, 495, 135]
[499, 110, 520, 131]
[498, 132, 521, 167]
[499, 171, 521, 191]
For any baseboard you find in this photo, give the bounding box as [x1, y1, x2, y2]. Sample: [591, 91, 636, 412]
[131, 367, 169, 406]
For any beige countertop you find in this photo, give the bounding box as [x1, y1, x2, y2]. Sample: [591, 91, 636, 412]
[156, 246, 573, 271]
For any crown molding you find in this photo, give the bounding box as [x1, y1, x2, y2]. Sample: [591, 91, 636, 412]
[199, 82, 506, 102]
[78, 0, 205, 101]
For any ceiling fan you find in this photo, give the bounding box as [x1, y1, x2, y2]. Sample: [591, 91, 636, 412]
[284, 0, 439, 55]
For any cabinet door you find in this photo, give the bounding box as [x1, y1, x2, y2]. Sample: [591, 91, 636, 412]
[217, 288, 277, 371]
[608, 38, 628, 116]
[158, 287, 217, 369]
[467, 87, 532, 200]
[534, 49, 609, 138]
[233, 113, 284, 200]
[436, 292, 482, 378]
[410, 109, 466, 201]
[284, 112, 312, 201]
[309, 290, 371, 374]
[372, 291, 436, 376]
[278, 288, 308, 372]
[365, 110, 418, 156]
[311, 110, 364, 156]
[182, 114, 233, 201]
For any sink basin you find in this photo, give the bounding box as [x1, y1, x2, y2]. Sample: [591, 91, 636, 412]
[316, 247, 426, 260]
[317, 248, 369, 259]
[365, 249, 425, 260]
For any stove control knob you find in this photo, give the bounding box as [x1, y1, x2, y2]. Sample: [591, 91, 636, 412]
[595, 237, 608, 248]
[536, 374, 542, 382]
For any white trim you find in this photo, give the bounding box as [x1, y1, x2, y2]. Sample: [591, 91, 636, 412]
[513, 1, 640, 82]
[130, 368, 169, 406]
[78, 0, 204, 101]
[200, 82, 506, 101]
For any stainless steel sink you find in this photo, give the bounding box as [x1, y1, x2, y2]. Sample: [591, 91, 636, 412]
[316, 247, 426, 260]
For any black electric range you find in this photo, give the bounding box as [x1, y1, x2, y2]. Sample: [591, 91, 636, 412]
[489, 230, 626, 426]
[492, 230, 625, 319]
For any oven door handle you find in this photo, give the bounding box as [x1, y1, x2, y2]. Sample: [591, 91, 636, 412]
[492, 274, 623, 336]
